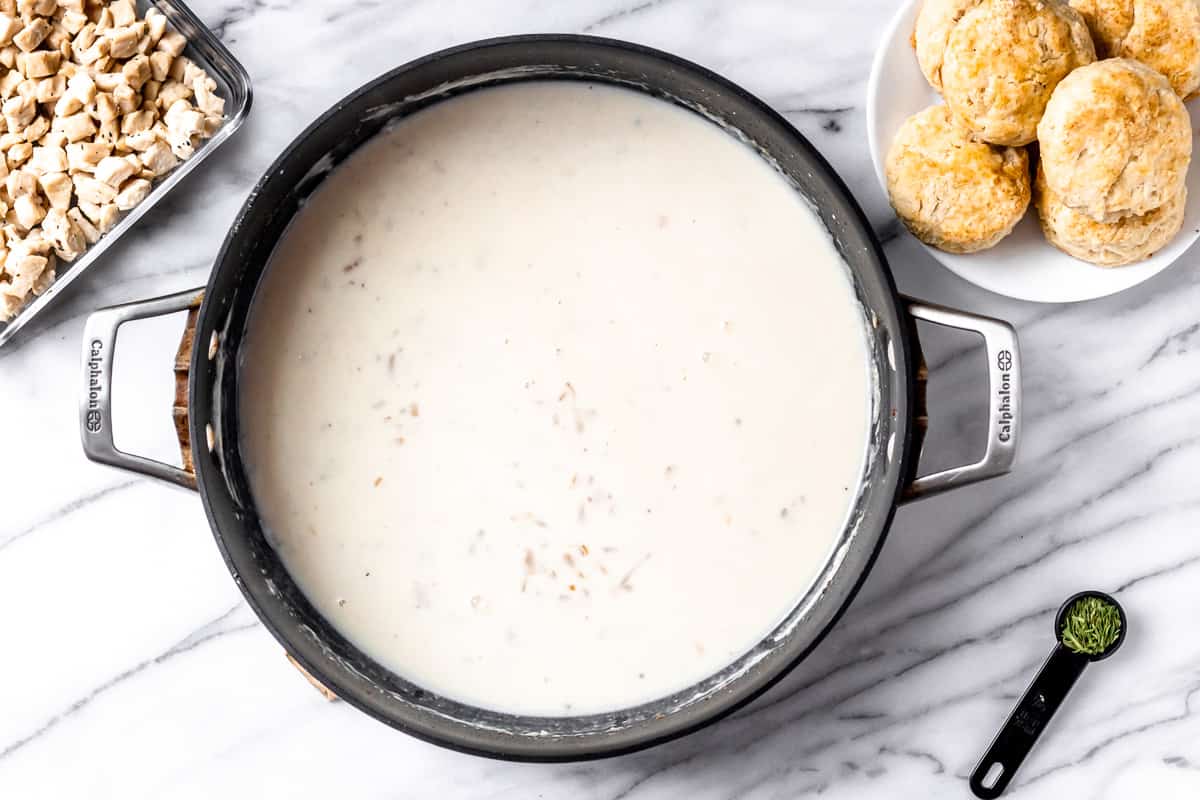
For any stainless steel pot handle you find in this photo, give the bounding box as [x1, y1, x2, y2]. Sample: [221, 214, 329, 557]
[80, 287, 205, 491]
[903, 301, 1019, 502]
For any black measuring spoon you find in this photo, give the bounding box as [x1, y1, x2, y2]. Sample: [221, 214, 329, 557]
[969, 590, 1127, 798]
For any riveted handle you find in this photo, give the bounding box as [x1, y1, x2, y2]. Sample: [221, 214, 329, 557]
[80, 288, 205, 490]
[902, 301, 1020, 502]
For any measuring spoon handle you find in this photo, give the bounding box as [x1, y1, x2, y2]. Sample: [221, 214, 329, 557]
[970, 645, 1089, 798]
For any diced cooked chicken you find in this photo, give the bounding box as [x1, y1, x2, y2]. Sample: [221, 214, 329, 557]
[105, 24, 137, 59]
[41, 206, 85, 259]
[3, 247, 48, 296]
[0, 0, 224, 323]
[155, 29, 185, 58]
[34, 73, 65, 103]
[72, 172, 114, 204]
[155, 78, 189, 110]
[163, 98, 201, 138]
[92, 70, 122, 92]
[21, 113, 46, 142]
[0, 14, 19, 48]
[52, 111, 94, 142]
[193, 77, 222, 116]
[60, 11, 87, 36]
[2, 93, 34, 129]
[65, 141, 109, 172]
[123, 128, 155, 151]
[112, 82, 136, 113]
[13, 191, 44, 227]
[93, 90, 116, 122]
[65, 205, 97, 243]
[6, 140, 30, 165]
[121, 55, 148, 89]
[13, 18, 50, 52]
[113, 175, 146, 209]
[22, 49, 58, 77]
[38, 170, 70, 208]
[93, 153, 132, 186]
[4, 166, 33, 198]
[0, 70, 19, 99]
[137, 138, 174, 175]
[148, 49, 169, 81]
[27, 144, 66, 174]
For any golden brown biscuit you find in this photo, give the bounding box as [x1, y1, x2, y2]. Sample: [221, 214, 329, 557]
[915, 0, 982, 92]
[1038, 58, 1191, 222]
[886, 105, 1031, 253]
[1035, 163, 1186, 265]
[1069, 0, 1200, 98]
[940, 0, 1095, 146]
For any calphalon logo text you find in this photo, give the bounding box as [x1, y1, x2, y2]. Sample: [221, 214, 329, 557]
[996, 349, 1014, 443]
[85, 339, 104, 433]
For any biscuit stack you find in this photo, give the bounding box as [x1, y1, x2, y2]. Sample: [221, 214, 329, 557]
[887, 0, 1197, 266]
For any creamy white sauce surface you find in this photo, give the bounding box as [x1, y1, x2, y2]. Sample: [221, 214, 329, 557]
[239, 81, 871, 716]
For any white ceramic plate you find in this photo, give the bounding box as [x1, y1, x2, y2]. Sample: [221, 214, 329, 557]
[866, 0, 1200, 303]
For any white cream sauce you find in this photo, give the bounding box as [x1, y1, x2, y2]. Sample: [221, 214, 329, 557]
[239, 81, 871, 716]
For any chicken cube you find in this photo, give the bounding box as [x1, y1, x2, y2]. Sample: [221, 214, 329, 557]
[193, 76, 222, 116]
[52, 91, 80, 117]
[163, 98, 201, 137]
[93, 6, 112, 32]
[37, 169, 69, 208]
[13, 191, 43, 227]
[3, 249, 47, 295]
[148, 49, 170, 82]
[72, 172, 114, 204]
[1, 93, 33, 128]
[155, 28, 184, 58]
[52, 110, 93, 142]
[41, 206, 84, 259]
[0, 69, 19, 98]
[137, 137, 174, 175]
[34, 72, 64, 103]
[105, 24, 136, 59]
[109, 0, 135, 27]
[20, 111, 44, 139]
[12, 17, 49, 52]
[26, 143, 64, 174]
[66, 69, 93, 101]
[74, 36, 108, 65]
[119, 107, 152, 134]
[91, 70, 122, 92]
[5, 166, 32, 196]
[65, 139, 106, 170]
[72, 20, 95, 50]
[123, 127, 156, 151]
[144, 8, 165, 42]
[93, 153, 132, 186]
[60, 9, 86, 35]
[113, 175, 146, 210]
[6, 139, 29, 166]
[37, 130, 66, 148]
[21, 48, 57, 77]
[65, 205, 97, 242]
[112, 82, 135, 113]
[0, 13, 19, 46]
[120, 53, 148, 89]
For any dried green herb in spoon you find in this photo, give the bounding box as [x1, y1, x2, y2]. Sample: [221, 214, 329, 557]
[1059, 595, 1122, 656]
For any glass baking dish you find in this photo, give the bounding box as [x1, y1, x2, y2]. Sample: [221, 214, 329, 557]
[0, 0, 252, 350]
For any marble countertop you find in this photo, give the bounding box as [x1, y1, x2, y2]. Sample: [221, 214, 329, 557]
[3, 0, 1200, 797]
